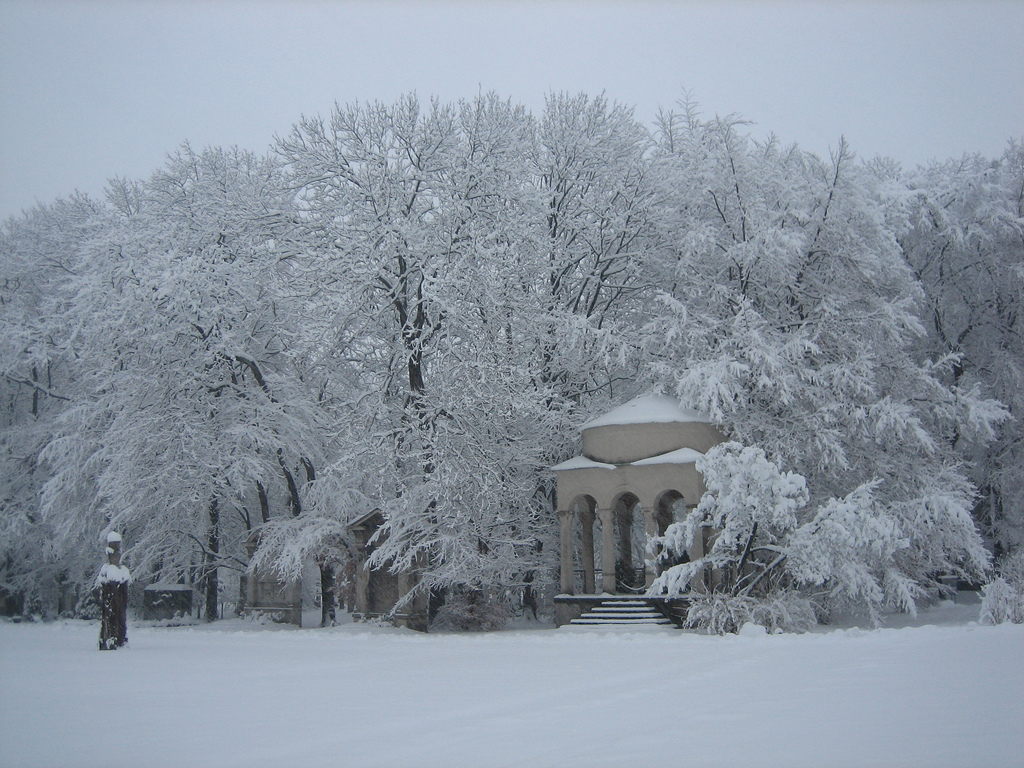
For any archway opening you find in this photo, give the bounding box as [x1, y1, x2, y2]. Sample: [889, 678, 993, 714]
[654, 489, 686, 536]
[612, 492, 644, 592]
[652, 490, 691, 575]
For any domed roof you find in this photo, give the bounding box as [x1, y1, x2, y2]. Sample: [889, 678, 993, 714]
[582, 394, 711, 430]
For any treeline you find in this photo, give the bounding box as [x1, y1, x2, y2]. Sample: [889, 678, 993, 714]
[1, 92, 1021, 627]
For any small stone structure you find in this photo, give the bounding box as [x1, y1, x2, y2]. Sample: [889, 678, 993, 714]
[142, 584, 194, 620]
[348, 509, 428, 631]
[550, 395, 725, 626]
[239, 532, 302, 626]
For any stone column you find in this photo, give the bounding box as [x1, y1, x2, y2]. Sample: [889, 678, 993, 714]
[642, 506, 658, 588]
[617, 507, 633, 572]
[579, 506, 596, 594]
[599, 507, 616, 594]
[558, 509, 574, 595]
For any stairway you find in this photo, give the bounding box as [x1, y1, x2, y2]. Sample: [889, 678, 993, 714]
[567, 597, 675, 628]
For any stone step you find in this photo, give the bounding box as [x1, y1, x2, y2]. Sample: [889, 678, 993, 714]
[555, 595, 689, 629]
[589, 610, 659, 618]
[567, 598, 675, 627]
[590, 605, 661, 612]
[570, 618, 673, 625]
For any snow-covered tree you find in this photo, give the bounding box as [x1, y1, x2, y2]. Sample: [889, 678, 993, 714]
[651, 441, 982, 631]
[640, 106, 1002, 621]
[900, 143, 1024, 555]
[650, 442, 816, 632]
[37, 146, 323, 619]
[278, 94, 563, 619]
[533, 92, 656, 411]
[0, 195, 105, 614]
[1, 89, 1017, 633]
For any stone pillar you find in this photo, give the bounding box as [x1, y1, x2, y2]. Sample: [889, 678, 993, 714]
[558, 509, 574, 595]
[642, 506, 658, 588]
[599, 507, 616, 594]
[579, 506, 596, 594]
[616, 506, 633, 572]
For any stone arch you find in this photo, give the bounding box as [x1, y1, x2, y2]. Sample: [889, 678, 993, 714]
[611, 492, 645, 592]
[654, 489, 687, 536]
[650, 489, 694, 577]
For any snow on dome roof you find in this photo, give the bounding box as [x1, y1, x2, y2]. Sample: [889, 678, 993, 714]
[582, 395, 711, 430]
[550, 456, 617, 472]
[631, 447, 704, 466]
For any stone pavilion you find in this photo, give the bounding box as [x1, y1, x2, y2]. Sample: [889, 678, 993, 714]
[550, 394, 725, 625]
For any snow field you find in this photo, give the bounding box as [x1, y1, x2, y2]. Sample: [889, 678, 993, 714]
[1, 615, 1022, 768]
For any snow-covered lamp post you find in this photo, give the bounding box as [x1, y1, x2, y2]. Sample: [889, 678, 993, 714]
[98, 532, 131, 650]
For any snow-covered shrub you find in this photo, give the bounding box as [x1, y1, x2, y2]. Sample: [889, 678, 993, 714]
[980, 551, 1024, 624]
[240, 610, 287, 626]
[980, 579, 1024, 624]
[748, 591, 816, 633]
[684, 593, 755, 635]
[430, 587, 512, 632]
[21, 588, 51, 621]
[73, 588, 101, 620]
[787, 481, 914, 619]
[684, 591, 816, 635]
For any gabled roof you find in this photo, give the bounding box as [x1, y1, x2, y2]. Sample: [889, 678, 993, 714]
[347, 508, 385, 532]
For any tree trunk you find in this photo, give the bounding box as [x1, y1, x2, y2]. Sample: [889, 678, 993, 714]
[256, 481, 270, 524]
[204, 497, 220, 622]
[278, 450, 301, 516]
[320, 562, 335, 627]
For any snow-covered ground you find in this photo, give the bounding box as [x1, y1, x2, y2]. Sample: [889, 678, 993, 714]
[2, 601, 1022, 768]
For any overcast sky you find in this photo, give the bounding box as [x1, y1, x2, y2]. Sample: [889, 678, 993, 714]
[1, 0, 1021, 222]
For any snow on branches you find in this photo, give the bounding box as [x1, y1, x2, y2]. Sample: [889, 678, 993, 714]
[649, 442, 813, 630]
[2, 92, 1017, 627]
[650, 440, 991, 631]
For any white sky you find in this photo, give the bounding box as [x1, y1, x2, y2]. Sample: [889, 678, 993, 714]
[1, 0, 1022, 222]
